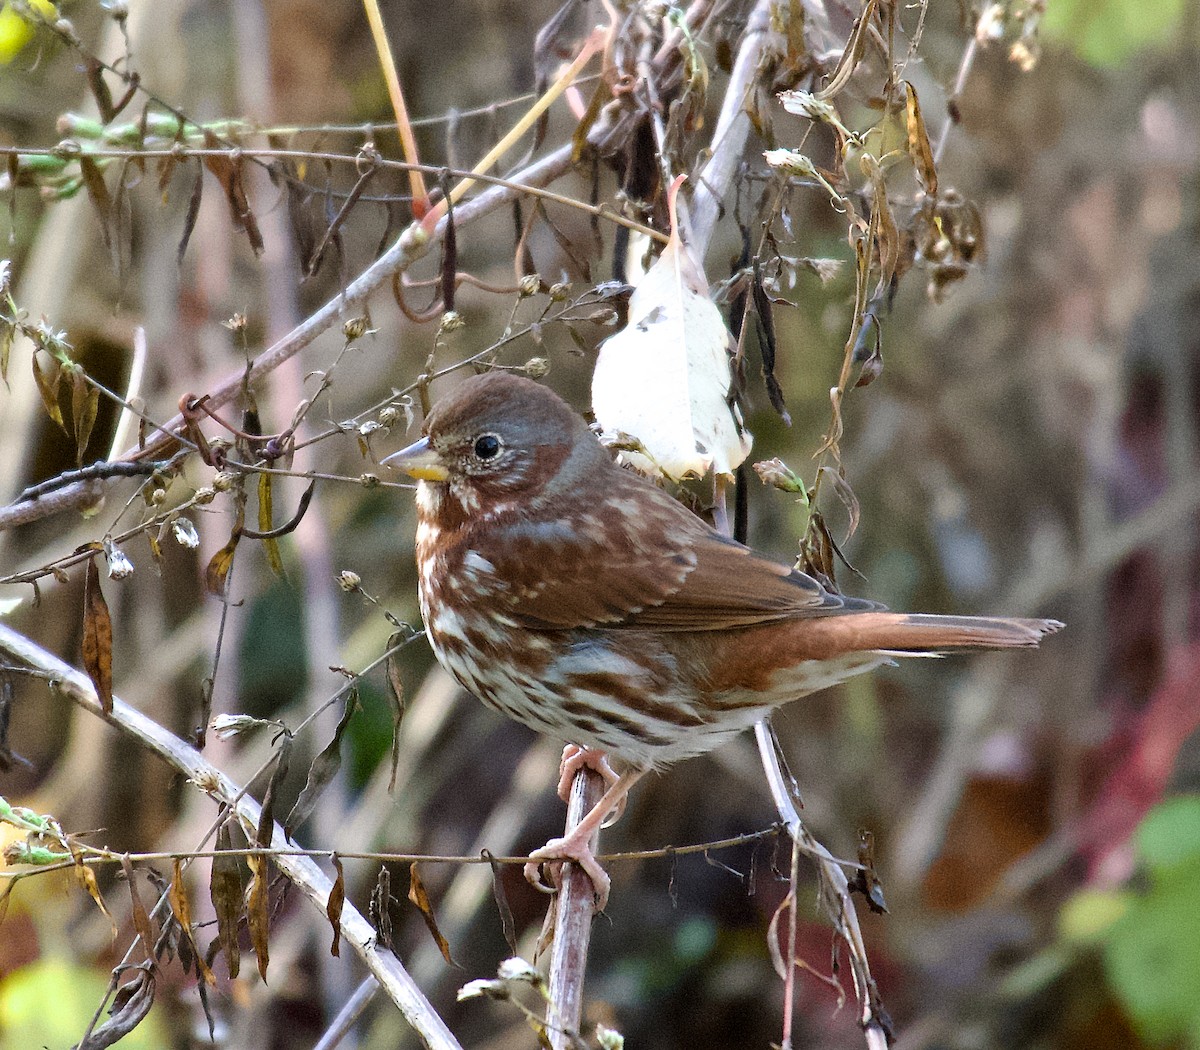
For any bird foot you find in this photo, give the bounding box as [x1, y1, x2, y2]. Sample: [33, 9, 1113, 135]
[524, 826, 611, 910]
[557, 746, 626, 828]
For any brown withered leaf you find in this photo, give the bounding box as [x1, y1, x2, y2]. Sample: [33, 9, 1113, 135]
[85, 57, 116, 123]
[571, 80, 608, 163]
[31, 353, 65, 431]
[385, 636, 405, 793]
[284, 690, 358, 838]
[77, 965, 156, 1050]
[177, 162, 204, 266]
[482, 849, 518, 954]
[245, 852, 271, 981]
[904, 81, 938, 197]
[72, 844, 116, 936]
[815, 0, 878, 101]
[751, 260, 790, 425]
[121, 856, 157, 965]
[817, 464, 862, 541]
[71, 368, 100, 467]
[1, 317, 13, 386]
[370, 866, 394, 951]
[82, 553, 114, 715]
[326, 854, 345, 958]
[257, 473, 284, 577]
[861, 154, 900, 293]
[848, 829, 889, 914]
[201, 131, 264, 255]
[204, 504, 244, 595]
[408, 862, 455, 966]
[209, 823, 244, 978]
[80, 157, 114, 251]
[440, 196, 458, 313]
[169, 859, 214, 985]
[851, 303, 883, 389]
[255, 734, 292, 850]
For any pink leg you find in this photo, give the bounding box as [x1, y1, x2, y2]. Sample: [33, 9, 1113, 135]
[525, 768, 645, 910]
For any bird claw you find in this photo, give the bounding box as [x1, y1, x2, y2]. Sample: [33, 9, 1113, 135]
[524, 833, 611, 911]
[557, 746, 621, 799]
[558, 746, 626, 828]
[523, 858, 560, 895]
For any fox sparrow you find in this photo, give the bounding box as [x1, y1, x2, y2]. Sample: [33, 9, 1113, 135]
[385, 371, 1061, 904]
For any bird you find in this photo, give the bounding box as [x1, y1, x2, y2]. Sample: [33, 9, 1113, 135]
[384, 371, 1061, 906]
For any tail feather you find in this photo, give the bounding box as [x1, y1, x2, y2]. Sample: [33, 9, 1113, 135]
[843, 613, 1063, 652]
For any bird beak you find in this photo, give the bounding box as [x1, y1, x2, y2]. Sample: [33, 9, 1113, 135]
[383, 437, 449, 482]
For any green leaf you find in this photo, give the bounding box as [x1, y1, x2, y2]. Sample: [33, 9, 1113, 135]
[1103, 877, 1200, 1045]
[1042, 0, 1187, 68]
[1134, 794, 1200, 872]
[0, 958, 166, 1050]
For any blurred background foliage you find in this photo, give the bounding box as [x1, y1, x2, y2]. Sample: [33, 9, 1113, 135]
[1, 1, 1199, 1048]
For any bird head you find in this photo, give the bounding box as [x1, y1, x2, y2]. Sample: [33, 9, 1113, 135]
[384, 372, 608, 511]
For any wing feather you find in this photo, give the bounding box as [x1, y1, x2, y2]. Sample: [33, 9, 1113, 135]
[467, 469, 878, 631]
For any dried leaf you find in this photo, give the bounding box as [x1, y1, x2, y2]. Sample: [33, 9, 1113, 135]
[72, 845, 116, 936]
[440, 195, 457, 313]
[79, 157, 114, 251]
[204, 504, 243, 596]
[385, 637, 405, 793]
[177, 162, 203, 267]
[571, 79, 608, 162]
[327, 854, 345, 958]
[245, 851, 271, 981]
[209, 823, 243, 978]
[85, 57, 116, 124]
[201, 132, 264, 256]
[848, 829, 888, 914]
[76, 966, 155, 1049]
[817, 464, 861, 540]
[256, 735, 292, 850]
[751, 261, 790, 424]
[370, 866, 393, 951]
[1, 318, 13, 386]
[815, 0, 878, 101]
[592, 175, 752, 480]
[483, 849, 518, 954]
[904, 81, 938, 197]
[851, 307, 883, 389]
[861, 153, 900, 292]
[82, 554, 114, 715]
[71, 369, 100, 467]
[409, 863, 455, 966]
[257, 473, 284, 577]
[31, 353, 65, 431]
[169, 860, 213, 984]
[284, 690, 357, 838]
[121, 856, 157, 965]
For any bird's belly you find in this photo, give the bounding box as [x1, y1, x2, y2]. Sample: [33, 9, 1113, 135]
[423, 613, 745, 769]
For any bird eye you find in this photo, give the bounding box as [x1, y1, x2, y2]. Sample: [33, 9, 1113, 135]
[473, 434, 502, 461]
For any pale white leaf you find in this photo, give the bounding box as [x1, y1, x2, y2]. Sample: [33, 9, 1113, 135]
[592, 175, 751, 481]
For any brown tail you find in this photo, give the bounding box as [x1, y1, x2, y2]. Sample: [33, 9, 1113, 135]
[840, 613, 1063, 652]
